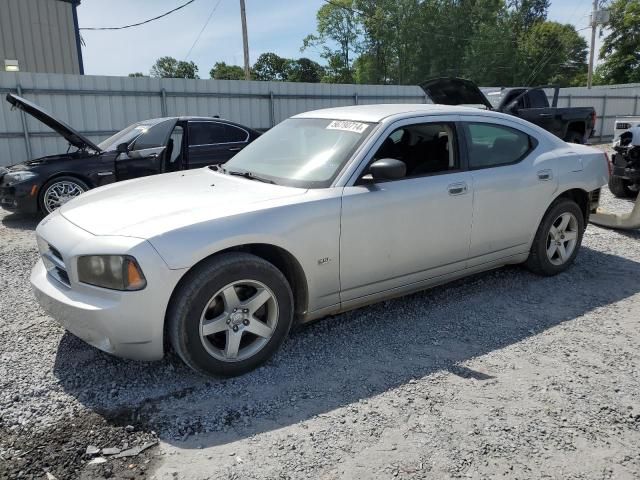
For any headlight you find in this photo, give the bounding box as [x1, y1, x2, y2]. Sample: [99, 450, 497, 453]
[4, 171, 37, 184]
[77, 255, 146, 291]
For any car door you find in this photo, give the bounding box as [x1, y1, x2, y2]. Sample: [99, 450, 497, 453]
[186, 121, 250, 169]
[115, 119, 176, 181]
[339, 117, 474, 302]
[514, 89, 563, 139]
[461, 118, 559, 267]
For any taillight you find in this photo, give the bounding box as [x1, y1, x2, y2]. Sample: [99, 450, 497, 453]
[604, 152, 612, 177]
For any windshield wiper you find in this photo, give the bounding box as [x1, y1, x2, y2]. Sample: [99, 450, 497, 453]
[225, 169, 276, 184]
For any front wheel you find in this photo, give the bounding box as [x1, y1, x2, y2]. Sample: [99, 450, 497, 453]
[526, 198, 585, 276]
[608, 175, 637, 199]
[39, 176, 89, 214]
[167, 253, 294, 377]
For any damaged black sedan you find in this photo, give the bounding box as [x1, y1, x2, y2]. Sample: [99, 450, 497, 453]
[0, 94, 260, 215]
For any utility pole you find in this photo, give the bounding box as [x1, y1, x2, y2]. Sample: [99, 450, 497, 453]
[587, 0, 598, 89]
[239, 0, 251, 81]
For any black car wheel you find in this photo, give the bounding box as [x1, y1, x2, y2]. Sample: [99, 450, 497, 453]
[608, 175, 637, 199]
[39, 176, 89, 214]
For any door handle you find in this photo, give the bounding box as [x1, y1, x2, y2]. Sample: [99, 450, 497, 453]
[448, 182, 468, 195]
[228, 147, 242, 152]
[537, 169, 553, 181]
[147, 153, 158, 158]
[539, 113, 553, 118]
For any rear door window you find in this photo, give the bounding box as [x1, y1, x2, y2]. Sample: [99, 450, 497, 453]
[189, 122, 248, 146]
[527, 89, 549, 108]
[464, 123, 535, 169]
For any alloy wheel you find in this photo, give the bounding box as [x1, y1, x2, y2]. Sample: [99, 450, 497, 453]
[43, 180, 86, 213]
[546, 212, 579, 266]
[199, 280, 279, 362]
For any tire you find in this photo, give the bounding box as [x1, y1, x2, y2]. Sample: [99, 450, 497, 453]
[167, 252, 294, 377]
[526, 198, 585, 276]
[39, 176, 89, 214]
[608, 175, 636, 199]
[564, 130, 584, 144]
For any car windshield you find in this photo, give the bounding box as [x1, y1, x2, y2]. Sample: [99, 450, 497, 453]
[97, 121, 158, 151]
[224, 118, 376, 188]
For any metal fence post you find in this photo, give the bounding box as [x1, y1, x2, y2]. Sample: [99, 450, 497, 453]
[269, 91, 275, 127]
[160, 88, 168, 117]
[599, 95, 608, 143]
[15, 85, 33, 160]
[634, 95, 639, 116]
[354, 92, 358, 105]
[567, 95, 571, 108]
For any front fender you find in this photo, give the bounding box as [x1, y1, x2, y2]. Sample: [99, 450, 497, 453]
[148, 195, 343, 314]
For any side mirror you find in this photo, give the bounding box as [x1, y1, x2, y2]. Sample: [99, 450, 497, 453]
[368, 158, 406, 181]
[116, 142, 130, 154]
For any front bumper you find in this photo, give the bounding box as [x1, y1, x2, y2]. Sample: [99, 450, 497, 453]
[0, 181, 39, 213]
[30, 211, 185, 361]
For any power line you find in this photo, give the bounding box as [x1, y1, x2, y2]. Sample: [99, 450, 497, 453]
[80, 0, 199, 31]
[185, 0, 223, 60]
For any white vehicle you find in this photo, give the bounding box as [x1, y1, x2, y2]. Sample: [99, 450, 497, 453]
[31, 104, 609, 376]
[613, 116, 640, 144]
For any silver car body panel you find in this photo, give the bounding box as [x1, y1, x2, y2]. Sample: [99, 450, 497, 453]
[31, 104, 609, 361]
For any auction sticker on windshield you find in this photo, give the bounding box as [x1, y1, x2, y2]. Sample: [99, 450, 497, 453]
[326, 120, 369, 134]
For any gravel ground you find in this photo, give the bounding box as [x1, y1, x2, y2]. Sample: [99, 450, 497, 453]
[1, 149, 640, 479]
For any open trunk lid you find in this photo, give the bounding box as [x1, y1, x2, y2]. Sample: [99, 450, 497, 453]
[6, 93, 102, 153]
[420, 77, 493, 110]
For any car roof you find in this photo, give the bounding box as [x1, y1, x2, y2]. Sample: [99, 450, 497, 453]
[292, 104, 489, 123]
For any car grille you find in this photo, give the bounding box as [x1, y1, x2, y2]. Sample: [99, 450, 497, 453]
[41, 242, 70, 288]
[616, 122, 631, 130]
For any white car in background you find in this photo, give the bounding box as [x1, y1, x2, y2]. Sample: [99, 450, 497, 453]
[31, 104, 609, 376]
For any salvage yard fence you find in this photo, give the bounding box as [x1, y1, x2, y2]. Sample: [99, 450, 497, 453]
[1, 72, 640, 166]
[0, 72, 427, 166]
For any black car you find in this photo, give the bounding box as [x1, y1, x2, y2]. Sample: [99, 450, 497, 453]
[420, 78, 596, 144]
[0, 93, 261, 215]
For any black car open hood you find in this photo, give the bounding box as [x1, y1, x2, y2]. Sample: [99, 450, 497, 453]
[6, 93, 102, 153]
[420, 77, 493, 110]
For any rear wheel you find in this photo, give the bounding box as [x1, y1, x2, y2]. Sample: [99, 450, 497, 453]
[608, 175, 636, 198]
[526, 198, 584, 276]
[39, 176, 89, 214]
[167, 253, 294, 377]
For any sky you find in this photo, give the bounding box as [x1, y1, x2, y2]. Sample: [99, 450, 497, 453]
[76, 0, 603, 78]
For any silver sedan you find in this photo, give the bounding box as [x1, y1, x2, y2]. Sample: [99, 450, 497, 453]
[31, 104, 609, 376]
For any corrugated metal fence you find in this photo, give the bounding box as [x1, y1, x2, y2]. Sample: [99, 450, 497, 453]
[0, 72, 427, 166]
[2, 71, 640, 166]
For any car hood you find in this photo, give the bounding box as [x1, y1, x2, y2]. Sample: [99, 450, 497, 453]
[6, 93, 102, 153]
[420, 77, 493, 110]
[59, 168, 308, 238]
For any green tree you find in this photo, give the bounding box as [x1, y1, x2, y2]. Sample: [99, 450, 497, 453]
[518, 21, 588, 86]
[209, 62, 246, 80]
[302, 0, 361, 83]
[288, 58, 325, 82]
[128, 72, 146, 77]
[597, 0, 640, 84]
[150, 57, 199, 79]
[253, 53, 291, 81]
